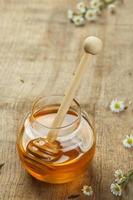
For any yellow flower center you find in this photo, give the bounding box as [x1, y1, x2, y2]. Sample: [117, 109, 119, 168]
[115, 103, 120, 109]
[89, 13, 93, 17]
[115, 185, 120, 192]
[127, 138, 132, 145]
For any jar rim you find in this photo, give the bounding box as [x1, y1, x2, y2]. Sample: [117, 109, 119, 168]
[31, 95, 81, 130]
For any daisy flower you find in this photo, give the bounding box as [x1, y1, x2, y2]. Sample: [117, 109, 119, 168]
[123, 135, 133, 148]
[72, 15, 85, 26]
[67, 9, 74, 20]
[90, 0, 104, 10]
[111, 169, 133, 197]
[85, 9, 97, 22]
[76, 2, 86, 14]
[110, 183, 122, 196]
[114, 169, 126, 183]
[110, 99, 125, 113]
[82, 185, 93, 197]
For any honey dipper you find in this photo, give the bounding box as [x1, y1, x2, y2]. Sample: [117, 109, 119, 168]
[26, 36, 103, 162]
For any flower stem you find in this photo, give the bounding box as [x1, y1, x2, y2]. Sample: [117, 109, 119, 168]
[119, 170, 133, 189]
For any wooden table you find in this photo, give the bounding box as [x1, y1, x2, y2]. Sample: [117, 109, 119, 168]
[0, 0, 133, 199]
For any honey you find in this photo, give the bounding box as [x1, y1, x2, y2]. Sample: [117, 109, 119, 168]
[17, 96, 95, 184]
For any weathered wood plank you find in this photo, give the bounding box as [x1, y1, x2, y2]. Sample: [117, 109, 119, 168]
[0, 0, 133, 199]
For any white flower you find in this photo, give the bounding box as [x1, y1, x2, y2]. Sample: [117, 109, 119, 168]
[114, 169, 124, 183]
[72, 15, 85, 26]
[85, 9, 97, 22]
[90, 0, 100, 8]
[123, 135, 133, 148]
[82, 185, 93, 197]
[108, 4, 116, 14]
[77, 2, 86, 14]
[67, 9, 74, 20]
[90, 0, 104, 9]
[114, 169, 123, 179]
[110, 183, 122, 196]
[110, 99, 125, 113]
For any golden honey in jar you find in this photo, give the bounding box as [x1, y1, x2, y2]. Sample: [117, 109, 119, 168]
[17, 96, 95, 184]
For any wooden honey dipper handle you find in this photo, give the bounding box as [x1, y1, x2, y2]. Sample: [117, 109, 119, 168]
[47, 36, 103, 142]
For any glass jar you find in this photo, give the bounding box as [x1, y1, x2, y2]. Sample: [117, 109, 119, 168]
[17, 96, 95, 184]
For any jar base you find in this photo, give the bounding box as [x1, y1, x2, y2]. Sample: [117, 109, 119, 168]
[24, 164, 91, 184]
[19, 151, 95, 184]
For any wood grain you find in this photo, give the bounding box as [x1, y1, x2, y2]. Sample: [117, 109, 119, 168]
[0, 0, 133, 199]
